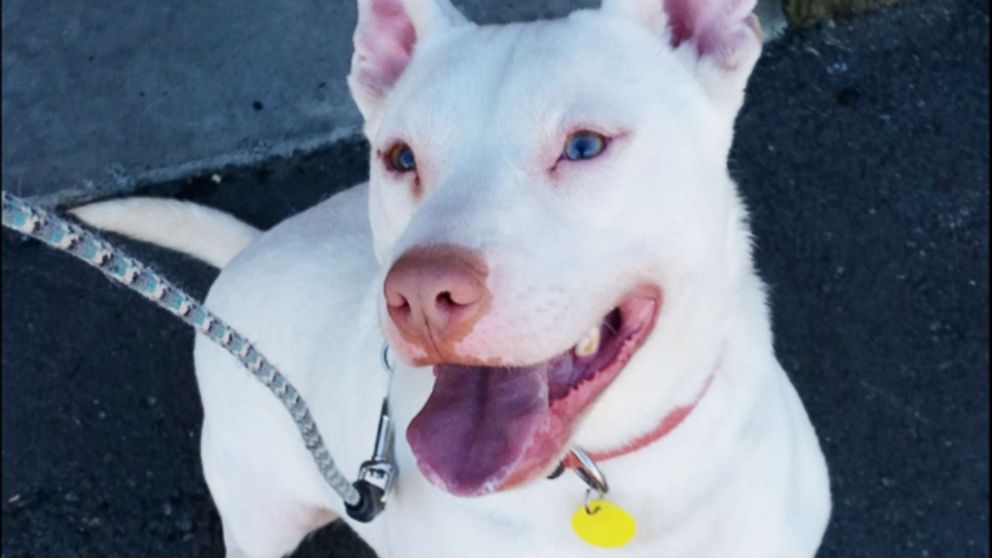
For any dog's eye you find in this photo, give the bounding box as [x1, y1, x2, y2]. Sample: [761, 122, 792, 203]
[385, 142, 416, 173]
[563, 131, 607, 161]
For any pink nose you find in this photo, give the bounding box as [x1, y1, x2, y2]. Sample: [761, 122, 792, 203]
[384, 245, 489, 362]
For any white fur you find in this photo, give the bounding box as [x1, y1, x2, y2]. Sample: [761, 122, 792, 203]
[77, 1, 831, 556]
[71, 197, 260, 268]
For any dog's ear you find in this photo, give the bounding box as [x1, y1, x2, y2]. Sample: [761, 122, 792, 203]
[604, 0, 762, 112]
[348, 0, 467, 121]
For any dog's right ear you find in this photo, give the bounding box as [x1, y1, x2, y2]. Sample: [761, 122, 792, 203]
[348, 0, 467, 122]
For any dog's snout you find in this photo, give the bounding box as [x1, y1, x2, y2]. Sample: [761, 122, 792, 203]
[384, 244, 489, 360]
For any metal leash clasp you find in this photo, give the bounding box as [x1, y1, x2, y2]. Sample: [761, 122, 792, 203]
[359, 398, 397, 491]
[345, 343, 398, 523]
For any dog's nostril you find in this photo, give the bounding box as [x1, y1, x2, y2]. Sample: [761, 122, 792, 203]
[436, 291, 455, 308]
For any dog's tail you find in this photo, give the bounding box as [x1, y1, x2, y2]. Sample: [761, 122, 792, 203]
[70, 198, 261, 268]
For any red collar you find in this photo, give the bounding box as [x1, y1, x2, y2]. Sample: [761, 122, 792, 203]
[564, 374, 715, 468]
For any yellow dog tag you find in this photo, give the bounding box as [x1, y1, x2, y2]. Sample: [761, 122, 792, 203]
[571, 499, 637, 548]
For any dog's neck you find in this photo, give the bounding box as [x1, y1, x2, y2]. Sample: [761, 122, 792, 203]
[624, 268, 777, 462]
[563, 373, 715, 468]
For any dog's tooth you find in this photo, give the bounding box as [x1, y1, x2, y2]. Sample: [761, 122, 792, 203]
[574, 326, 601, 358]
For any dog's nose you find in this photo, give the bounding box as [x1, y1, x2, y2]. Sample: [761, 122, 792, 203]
[384, 245, 489, 359]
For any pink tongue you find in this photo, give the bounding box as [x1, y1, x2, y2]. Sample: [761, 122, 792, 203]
[406, 363, 552, 496]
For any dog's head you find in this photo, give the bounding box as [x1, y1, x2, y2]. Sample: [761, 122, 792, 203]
[349, 0, 763, 496]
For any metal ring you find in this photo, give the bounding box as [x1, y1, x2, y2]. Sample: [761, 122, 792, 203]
[584, 488, 604, 515]
[569, 447, 609, 496]
[380, 342, 394, 374]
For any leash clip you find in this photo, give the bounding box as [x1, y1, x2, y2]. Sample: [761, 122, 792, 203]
[360, 399, 397, 493]
[345, 344, 398, 523]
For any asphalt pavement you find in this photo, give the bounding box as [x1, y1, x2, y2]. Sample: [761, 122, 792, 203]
[2, 0, 988, 555]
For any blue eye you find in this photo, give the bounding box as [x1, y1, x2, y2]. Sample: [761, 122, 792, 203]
[563, 131, 607, 161]
[386, 142, 416, 172]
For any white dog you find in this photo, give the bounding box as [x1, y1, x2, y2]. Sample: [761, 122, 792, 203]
[73, 0, 832, 555]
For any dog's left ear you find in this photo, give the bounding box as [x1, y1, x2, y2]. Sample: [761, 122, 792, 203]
[348, 0, 467, 122]
[604, 0, 763, 113]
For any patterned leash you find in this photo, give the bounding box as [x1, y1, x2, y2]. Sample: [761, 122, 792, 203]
[1, 191, 394, 519]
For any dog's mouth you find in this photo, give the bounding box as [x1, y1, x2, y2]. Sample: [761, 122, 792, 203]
[406, 290, 660, 496]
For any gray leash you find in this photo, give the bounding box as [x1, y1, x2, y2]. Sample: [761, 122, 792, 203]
[1, 191, 394, 521]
